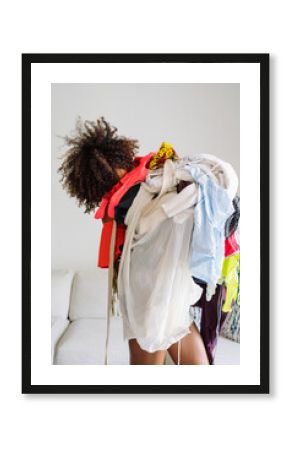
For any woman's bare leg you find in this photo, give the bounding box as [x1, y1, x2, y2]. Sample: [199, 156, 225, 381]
[129, 339, 167, 365]
[167, 321, 210, 365]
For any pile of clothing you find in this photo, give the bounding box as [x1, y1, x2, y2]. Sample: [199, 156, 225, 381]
[94, 142, 240, 365]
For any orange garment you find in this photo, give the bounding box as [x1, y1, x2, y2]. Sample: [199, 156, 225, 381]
[94, 152, 155, 268]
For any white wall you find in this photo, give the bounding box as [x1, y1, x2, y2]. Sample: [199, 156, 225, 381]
[52, 83, 239, 270]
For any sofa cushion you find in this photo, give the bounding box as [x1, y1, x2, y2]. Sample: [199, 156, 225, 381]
[69, 270, 108, 320]
[51, 269, 75, 318]
[54, 317, 129, 365]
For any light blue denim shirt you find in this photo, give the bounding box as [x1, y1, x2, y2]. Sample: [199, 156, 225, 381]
[186, 165, 234, 288]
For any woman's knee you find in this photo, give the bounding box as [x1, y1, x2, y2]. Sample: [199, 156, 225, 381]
[167, 325, 210, 365]
[128, 339, 166, 365]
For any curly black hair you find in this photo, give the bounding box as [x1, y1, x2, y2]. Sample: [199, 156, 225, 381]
[57, 116, 139, 213]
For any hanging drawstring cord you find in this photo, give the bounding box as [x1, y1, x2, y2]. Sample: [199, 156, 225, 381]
[104, 219, 117, 365]
[177, 339, 181, 365]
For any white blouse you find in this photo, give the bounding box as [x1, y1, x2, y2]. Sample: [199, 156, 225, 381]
[117, 159, 203, 352]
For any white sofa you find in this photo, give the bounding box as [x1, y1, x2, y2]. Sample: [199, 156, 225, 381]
[51, 269, 240, 365]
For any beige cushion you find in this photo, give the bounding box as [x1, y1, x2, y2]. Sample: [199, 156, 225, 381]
[68, 270, 108, 320]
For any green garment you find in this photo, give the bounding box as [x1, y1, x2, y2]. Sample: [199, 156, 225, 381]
[218, 252, 240, 313]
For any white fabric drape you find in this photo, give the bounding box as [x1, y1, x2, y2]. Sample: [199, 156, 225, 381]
[117, 159, 202, 353]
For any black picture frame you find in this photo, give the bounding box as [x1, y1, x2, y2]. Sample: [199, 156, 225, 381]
[22, 53, 269, 394]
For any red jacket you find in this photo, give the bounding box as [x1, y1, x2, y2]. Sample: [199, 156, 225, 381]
[94, 152, 155, 268]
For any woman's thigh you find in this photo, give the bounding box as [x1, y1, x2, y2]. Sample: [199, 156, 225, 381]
[128, 339, 167, 365]
[167, 321, 209, 365]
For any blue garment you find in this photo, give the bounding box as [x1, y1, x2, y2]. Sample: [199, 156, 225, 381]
[187, 166, 234, 287]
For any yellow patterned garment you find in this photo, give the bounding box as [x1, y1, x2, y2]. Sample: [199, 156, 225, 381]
[218, 252, 240, 313]
[148, 141, 180, 170]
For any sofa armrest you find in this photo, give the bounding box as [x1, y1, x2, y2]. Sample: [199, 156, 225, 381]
[51, 317, 70, 364]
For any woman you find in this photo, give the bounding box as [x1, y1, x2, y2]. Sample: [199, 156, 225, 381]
[57, 116, 227, 365]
